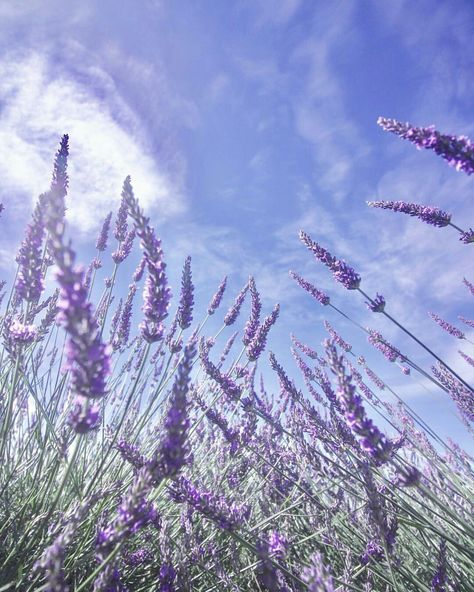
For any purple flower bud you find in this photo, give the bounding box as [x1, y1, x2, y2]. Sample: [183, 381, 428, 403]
[8, 319, 37, 345]
[367, 329, 401, 363]
[133, 257, 146, 282]
[114, 193, 128, 242]
[299, 231, 361, 290]
[459, 228, 474, 244]
[177, 256, 194, 330]
[114, 284, 137, 350]
[429, 312, 465, 339]
[463, 277, 474, 296]
[378, 117, 474, 175]
[366, 293, 385, 313]
[224, 282, 249, 325]
[431, 539, 448, 592]
[207, 276, 227, 315]
[96, 212, 112, 252]
[289, 270, 330, 305]
[432, 363, 474, 424]
[459, 350, 474, 367]
[367, 200, 451, 227]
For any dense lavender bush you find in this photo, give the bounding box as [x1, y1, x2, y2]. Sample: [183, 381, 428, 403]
[0, 119, 473, 592]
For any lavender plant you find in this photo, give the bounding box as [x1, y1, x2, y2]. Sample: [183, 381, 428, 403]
[0, 120, 473, 592]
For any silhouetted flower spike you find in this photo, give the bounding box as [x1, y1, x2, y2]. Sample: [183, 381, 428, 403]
[289, 271, 330, 305]
[122, 176, 171, 343]
[378, 117, 474, 175]
[96, 211, 112, 252]
[207, 275, 227, 315]
[224, 282, 249, 325]
[15, 195, 46, 303]
[51, 134, 69, 198]
[114, 190, 129, 242]
[177, 256, 194, 330]
[243, 276, 262, 345]
[299, 230, 361, 290]
[429, 312, 465, 339]
[367, 200, 451, 227]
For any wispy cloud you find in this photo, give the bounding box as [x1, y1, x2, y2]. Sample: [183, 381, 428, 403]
[0, 49, 185, 238]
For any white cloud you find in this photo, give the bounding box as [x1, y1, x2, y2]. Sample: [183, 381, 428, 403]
[0, 50, 185, 237]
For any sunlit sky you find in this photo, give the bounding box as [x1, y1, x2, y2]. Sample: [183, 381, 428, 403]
[0, 0, 473, 449]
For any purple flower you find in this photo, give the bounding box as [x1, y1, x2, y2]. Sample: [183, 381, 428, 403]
[432, 363, 474, 424]
[367, 329, 401, 363]
[459, 350, 474, 367]
[207, 276, 227, 315]
[158, 563, 176, 592]
[8, 319, 37, 346]
[68, 400, 101, 433]
[113, 284, 137, 350]
[224, 282, 249, 325]
[169, 476, 250, 531]
[299, 231, 361, 290]
[301, 552, 335, 592]
[112, 229, 135, 264]
[324, 321, 352, 352]
[199, 338, 242, 402]
[15, 195, 46, 303]
[116, 439, 146, 471]
[122, 177, 171, 343]
[96, 212, 112, 252]
[148, 341, 195, 480]
[458, 315, 474, 329]
[133, 257, 146, 282]
[429, 312, 465, 339]
[378, 117, 474, 175]
[366, 293, 385, 313]
[243, 276, 262, 345]
[256, 531, 291, 592]
[463, 277, 474, 296]
[246, 303, 280, 361]
[431, 539, 448, 592]
[43, 137, 111, 433]
[114, 192, 129, 242]
[459, 228, 474, 244]
[367, 200, 451, 228]
[326, 341, 392, 462]
[177, 256, 194, 330]
[289, 270, 330, 305]
[290, 334, 319, 359]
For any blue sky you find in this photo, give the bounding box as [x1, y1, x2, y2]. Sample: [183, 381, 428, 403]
[0, 0, 473, 449]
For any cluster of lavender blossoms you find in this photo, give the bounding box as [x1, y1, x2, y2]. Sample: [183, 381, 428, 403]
[121, 176, 171, 343]
[43, 136, 111, 433]
[299, 231, 361, 290]
[377, 116, 474, 175]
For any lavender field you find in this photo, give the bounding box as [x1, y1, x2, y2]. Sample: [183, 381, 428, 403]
[0, 119, 472, 591]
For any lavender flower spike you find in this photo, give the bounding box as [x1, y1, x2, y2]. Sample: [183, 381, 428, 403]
[299, 231, 361, 290]
[177, 256, 194, 330]
[224, 282, 249, 325]
[148, 341, 196, 480]
[366, 293, 385, 313]
[243, 276, 262, 345]
[15, 195, 46, 303]
[247, 303, 280, 361]
[289, 271, 330, 305]
[367, 200, 451, 228]
[122, 176, 171, 343]
[429, 312, 465, 339]
[96, 211, 112, 252]
[44, 136, 111, 433]
[326, 340, 392, 463]
[207, 275, 227, 315]
[378, 117, 474, 175]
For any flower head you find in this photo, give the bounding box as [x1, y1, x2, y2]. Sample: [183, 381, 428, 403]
[177, 256, 194, 330]
[367, 200, 451, 228]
